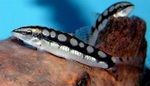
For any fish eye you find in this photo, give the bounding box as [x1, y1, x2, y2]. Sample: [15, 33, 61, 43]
[120, 4, 125, 9]
[26, 30, 32, 35]
[117, 6, 124, 12]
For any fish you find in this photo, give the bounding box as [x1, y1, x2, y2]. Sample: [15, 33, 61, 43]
[12, 26, 116, 69]
[73, 1, 134, 46]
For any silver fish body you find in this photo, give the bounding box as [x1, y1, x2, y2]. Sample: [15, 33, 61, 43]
[12, 26, 116, 69]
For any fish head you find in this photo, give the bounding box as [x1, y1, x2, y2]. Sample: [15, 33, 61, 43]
[113, 2, 134, 17]
[12, 26, 44, 47]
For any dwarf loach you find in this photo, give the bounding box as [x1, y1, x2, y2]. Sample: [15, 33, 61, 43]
[12, 26, 115, 69]
[73, 1, 134, 46]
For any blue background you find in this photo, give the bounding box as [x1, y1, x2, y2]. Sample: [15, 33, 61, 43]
[0, 0, 150, 68]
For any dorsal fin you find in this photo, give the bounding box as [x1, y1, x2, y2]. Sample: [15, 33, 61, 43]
[73, 26, 92, 43]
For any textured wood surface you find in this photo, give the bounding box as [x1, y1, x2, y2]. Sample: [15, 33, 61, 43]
[0, 16, 146, 86]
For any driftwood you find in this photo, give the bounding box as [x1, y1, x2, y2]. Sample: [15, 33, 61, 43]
[0, 16, 147, 86]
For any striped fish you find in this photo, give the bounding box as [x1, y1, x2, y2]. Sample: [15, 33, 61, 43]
[12, 26, 116, 69]
[73, 1, 134, 46]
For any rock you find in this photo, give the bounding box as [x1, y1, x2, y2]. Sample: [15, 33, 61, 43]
[0, 16, 146, 86]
